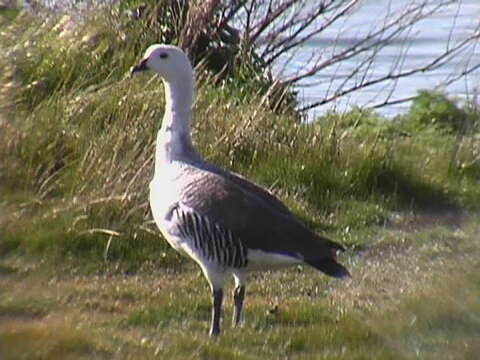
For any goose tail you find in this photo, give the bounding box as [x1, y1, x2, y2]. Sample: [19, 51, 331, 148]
[306, 257, 351, 279]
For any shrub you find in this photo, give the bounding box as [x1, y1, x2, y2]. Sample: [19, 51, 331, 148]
[402, 90, 468, 133]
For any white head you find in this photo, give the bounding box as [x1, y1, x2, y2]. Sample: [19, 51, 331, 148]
[131, 44, 198, 163]
[131, 44, 195, 121]
[130, 44, 194, 85]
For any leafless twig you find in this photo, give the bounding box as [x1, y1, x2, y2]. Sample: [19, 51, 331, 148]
[212, 0, 479, 113]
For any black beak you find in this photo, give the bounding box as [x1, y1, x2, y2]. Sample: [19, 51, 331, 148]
[130, 58, 148, 77]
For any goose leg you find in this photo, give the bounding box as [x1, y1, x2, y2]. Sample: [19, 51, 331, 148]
[232, 271, 246, 327]
[210, 288, 223, 336]
[232, 285, 245, 327]
[199, 264, 225, 336]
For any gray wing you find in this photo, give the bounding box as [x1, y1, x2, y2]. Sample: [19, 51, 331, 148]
[175, 164, 349, 277]
[195, 161, 294, 218]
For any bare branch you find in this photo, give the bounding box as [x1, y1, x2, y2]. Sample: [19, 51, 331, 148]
[284, 1, 449, 84]
[298, 31, 480, 113]
[370, 63, 480, 109]
[263, 0, 361, 66]
[182, 0, 478, 114]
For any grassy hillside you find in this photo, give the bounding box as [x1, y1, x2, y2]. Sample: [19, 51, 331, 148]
[1, 6, 479, 360]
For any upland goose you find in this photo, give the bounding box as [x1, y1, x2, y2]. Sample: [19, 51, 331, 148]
[130, 44, 350, 336]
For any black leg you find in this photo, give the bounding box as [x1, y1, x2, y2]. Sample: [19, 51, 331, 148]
[232, 285, 245, 327]
[210, 288, 223, 336]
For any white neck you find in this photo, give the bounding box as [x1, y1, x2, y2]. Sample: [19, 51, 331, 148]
[155, 76, 199, 172]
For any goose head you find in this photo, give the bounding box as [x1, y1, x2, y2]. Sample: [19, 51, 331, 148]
[130, 44, 193, 85]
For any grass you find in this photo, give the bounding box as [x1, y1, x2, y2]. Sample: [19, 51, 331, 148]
[1, 4, 479, 360]
[1, 216, 478, 359]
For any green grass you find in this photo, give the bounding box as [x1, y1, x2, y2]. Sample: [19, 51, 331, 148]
[0, 298, 50, 318]
[1, 216, 478, 359]
[1, 5, 479, 360]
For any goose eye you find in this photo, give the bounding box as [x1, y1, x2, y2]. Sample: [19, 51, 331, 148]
[159, 52, 168, 59]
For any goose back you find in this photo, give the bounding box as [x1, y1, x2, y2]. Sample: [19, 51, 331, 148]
[154, 160, 347, 276]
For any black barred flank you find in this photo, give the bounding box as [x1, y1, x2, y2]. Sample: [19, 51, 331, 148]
[175, 208, 248, 268]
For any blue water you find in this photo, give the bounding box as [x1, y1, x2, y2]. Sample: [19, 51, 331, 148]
[276, 0, 480, 119]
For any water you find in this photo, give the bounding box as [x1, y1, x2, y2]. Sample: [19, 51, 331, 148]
[21, 0, 480, 119]
[276, 0, 480, 119]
